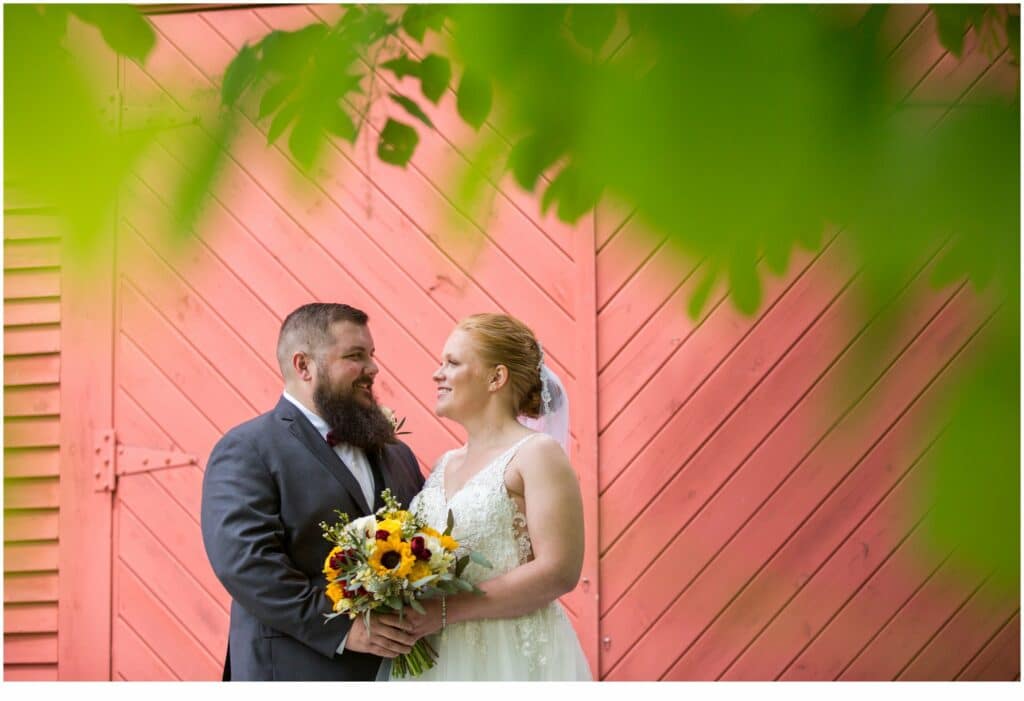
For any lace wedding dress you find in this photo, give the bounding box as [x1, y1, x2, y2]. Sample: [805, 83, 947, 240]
[390, 433, 592, 681]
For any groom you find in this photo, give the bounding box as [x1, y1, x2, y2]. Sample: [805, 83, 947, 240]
[201, 303, 425, 681]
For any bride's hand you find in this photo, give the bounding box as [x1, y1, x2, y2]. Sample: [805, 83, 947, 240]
[403, 599, 445, 638]
[345, 613, 418, 658]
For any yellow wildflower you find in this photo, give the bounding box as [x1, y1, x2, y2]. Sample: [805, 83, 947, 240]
[440, 535, 459, 551]
[326, 580, 344, 606]
[408, 560, 432, 583]
[376, 518, 404, 539]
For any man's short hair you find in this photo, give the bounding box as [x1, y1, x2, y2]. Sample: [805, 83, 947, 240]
[276, 303, 369, 377]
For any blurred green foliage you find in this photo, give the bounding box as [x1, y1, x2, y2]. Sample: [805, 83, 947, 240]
[4, 4, 1019, 590]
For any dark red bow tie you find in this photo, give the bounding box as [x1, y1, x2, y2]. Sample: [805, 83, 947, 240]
[326, 431, 340, 447]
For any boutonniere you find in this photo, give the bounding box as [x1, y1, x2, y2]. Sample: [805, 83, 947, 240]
[379, 405, 410, 439]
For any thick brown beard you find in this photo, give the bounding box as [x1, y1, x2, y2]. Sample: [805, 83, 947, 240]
[313, 368, 393, 451]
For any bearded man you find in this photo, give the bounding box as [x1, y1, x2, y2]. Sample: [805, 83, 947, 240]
[201, 303, 425, 681]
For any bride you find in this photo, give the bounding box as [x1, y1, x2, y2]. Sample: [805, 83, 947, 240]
[390, 313, 592, 681]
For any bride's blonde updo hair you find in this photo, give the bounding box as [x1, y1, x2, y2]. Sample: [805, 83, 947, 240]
[457, 313, 544, 418]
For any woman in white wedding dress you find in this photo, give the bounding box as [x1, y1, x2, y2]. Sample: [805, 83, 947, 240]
[391, 313, 592, 681]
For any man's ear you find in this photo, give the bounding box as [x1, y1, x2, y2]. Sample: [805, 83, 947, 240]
[293, 351, 314, 381]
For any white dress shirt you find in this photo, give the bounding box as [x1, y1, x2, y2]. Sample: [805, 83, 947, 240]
[281, 391, 375, 656]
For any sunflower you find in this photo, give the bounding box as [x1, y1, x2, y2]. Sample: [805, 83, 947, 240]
[369, 539, 415, 578]
[440, 535, 459, 551]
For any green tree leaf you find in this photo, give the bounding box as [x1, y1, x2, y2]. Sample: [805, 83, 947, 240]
[728, 246, 761, 315]
[456, 68, 492, 129]
[221, 43, 260, 107]
[508, 131, 565, 191]
[930, 4, 974, 57]
[326, 105, 358, 143]
[401, 5, 447, 42]
[389, 93, 435, 129]
[258, 78, 298, 119]
[267, 99, 301, 145]
[1007, 11, 1020, 64]
[541, 164, 602, 223]
[377, 118, 420, 166]
[420, 54, 451, 104]
[687, 265, 719, 320]
[288, 113, 321, 170]
[69, 5, 155, 63]
[382, 53, 421, 80]
[259, 24, 327, 73]
[567, 4, 616, 53]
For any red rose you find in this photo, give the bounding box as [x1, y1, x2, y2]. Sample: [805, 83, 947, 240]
[410, 536, 431, 561]
[329, 548, 357, 570]
[375, 529, 391, 541]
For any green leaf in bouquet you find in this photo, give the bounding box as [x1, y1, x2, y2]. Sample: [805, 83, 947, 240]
[411, 573, 439, 587]
[408, 597, 426, 615]
[445, 509, 455, 536]
[453, 578, 474, 592]
[470, 584, 486, 596]
[455, 554, 470, 578]
[468, 551, 492, 569]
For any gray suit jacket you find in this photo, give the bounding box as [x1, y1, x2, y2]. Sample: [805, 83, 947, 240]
[200, 396, 425, 681]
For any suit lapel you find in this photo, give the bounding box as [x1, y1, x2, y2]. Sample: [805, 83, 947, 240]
[276, 398, 373, 515]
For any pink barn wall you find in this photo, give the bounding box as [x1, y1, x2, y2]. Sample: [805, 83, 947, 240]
[4, 4, 1017, 681]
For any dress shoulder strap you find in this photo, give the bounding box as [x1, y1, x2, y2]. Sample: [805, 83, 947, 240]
[499, 433, 541, 475]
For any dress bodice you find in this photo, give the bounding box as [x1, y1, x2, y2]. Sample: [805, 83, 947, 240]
[410, 434, 537, 584]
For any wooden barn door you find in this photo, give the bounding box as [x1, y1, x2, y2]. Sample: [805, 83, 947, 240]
[61, 5, 599, 679]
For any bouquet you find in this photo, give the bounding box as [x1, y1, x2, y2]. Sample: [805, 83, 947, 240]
[319, 488, 490, 677]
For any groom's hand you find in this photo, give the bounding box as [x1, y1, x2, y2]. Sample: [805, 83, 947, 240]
[345, 614, 418, 658]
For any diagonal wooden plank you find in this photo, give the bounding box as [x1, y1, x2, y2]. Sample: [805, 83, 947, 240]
[277, 5, 580, 311]
[113, 615, 177, 681]
[672, 360, 962, 679]
[837, 559, 987, 680]
[116, 560, 221, 680]
[778, 517, 952, 680]
[117, 471, 228, 614]
[956, 611, 1021, 680]
[603, 283, 988, 679]
[119, 277, 258, 432]
[721, 452, 936, 679]
[182, 9, 578, 370]
[118, 334, 222, 462]
[597, 234, 838, 486]
[597, 239, 702, 374]
[898, 575, 1020, 680]
[119, 503, 230, 655]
